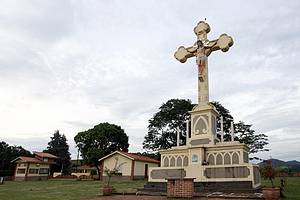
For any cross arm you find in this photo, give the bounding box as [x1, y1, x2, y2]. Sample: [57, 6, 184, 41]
[174, 45, 197, 63]
[174, 34, 233, 62]
[205, 34, 234, 56]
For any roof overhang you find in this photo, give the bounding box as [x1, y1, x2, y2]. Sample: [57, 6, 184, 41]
[98, 151, 134, 162]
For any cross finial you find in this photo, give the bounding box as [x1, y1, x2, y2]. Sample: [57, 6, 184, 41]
[174, 21, 233, 63]
[174, 21, 234, 105]
[194, 21, 210, 43]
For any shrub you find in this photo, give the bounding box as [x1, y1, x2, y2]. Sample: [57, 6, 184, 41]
[261, 160, 277, 187]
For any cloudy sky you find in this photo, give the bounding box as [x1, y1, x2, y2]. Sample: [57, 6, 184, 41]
[1, 0, 299, 161]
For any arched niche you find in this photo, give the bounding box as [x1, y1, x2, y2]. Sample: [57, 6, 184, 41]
[216, 153, 223, 165]
[208, 154, 215, 165]
[232, 152, 239, 164]
[163, 157, 169, 167]
[224, 153, 231, 165]
[176, 156, 182, 167]
[170, 157, 175, 167]
[183, 156, 188, 166]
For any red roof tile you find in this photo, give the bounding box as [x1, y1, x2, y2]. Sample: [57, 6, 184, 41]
[121, 152, 160, 164]
[35, 152, 58, 159]
[14, 156, 43, 163]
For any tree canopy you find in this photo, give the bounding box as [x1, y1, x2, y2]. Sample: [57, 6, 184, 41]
[143, 99, 194, 151]
[143, 99, 269, 157]
[0, 141, 31, 176]
[43, 130, 71, 175]
[234, 121, 269, 154]
[74, 122, 129, 179]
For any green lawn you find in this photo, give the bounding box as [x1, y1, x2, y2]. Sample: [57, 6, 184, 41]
[0, 177, 299, 200]
[0, 179, 145, 200]
[261, 177, 300, 200]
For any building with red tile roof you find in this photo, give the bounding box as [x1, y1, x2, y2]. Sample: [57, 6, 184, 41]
[98, 151, 160, 180]
[35, 152, 58, 159]
[11, 152, 57, 181]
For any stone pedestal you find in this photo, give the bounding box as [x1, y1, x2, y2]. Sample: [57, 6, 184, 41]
[188, 103, 218, 147]
[166, 178, 194, 198]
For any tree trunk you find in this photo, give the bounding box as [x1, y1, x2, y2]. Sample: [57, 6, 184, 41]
[270, 178, 274, 188]
[95, 164, 101, 180]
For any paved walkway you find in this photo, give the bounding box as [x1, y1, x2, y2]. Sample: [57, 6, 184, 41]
[85, 195, 167, 200]
[85, 194, 262, 200]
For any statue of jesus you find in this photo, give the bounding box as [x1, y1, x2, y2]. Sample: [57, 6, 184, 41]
[196, 40, 206, 82]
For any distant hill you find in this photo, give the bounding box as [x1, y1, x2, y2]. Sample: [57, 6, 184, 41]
[259, 159, 300, 173]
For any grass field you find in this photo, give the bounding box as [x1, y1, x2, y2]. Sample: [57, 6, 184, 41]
[0, 179, 145, 200]
[0, 177, 299, 200]
[261, 177, 300, 200]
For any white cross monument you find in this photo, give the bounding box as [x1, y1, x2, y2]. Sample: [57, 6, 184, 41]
[145, 21, 261, 194]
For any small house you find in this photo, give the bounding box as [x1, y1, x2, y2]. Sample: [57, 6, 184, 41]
[99, 151, 160, 180]
[11, 152, 57, 181]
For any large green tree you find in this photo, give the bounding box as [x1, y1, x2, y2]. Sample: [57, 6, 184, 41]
[0, 141, 31, 176]
[143, 99, 269, 157]
[74, 122, 129, 179]
[234, 121, 269, 154]
[143, 99, 194, 151]
[44, 130, 72, 175]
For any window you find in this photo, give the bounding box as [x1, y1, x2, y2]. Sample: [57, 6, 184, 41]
[43, 158, 48, 162]
[29, 168, 39, 174]
[17, 169, 26, 174]
[39, 168, 49, 174]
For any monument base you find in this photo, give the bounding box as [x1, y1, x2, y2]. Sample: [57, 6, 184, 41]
[167, 178, 194, 198]
[141, 181, 261, 194]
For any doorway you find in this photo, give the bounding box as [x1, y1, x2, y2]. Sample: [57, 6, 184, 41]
[144, 164, 148, 179]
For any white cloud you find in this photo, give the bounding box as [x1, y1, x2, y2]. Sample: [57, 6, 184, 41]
[0, 0, 300, 161]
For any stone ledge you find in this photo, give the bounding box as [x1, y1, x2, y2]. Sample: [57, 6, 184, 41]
[126, 191, 263, 199]
[194, 192, 263, 199]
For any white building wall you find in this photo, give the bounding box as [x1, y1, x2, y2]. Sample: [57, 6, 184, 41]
[134, 161, 158, 176]
[103, 154, 132, 176]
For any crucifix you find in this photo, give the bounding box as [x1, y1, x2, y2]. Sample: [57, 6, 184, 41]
[174, 21, 233, 105]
